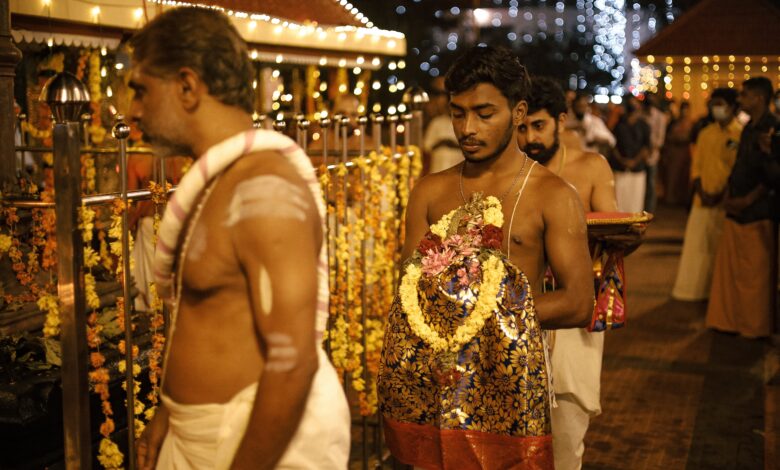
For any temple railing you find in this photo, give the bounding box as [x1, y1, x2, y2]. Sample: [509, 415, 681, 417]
[1, 108, 424, 469]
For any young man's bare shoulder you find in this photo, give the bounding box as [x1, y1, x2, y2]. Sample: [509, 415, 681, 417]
[412, 165, 460, 197]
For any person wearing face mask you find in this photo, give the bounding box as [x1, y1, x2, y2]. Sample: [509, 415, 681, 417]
[707, 77, 779, 339]
[566, 92, 616, 154]
[610, 96, 652, 213]
[672, 88, 742, 301]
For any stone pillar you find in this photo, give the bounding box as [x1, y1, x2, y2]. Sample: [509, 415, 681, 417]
[0, 0, 21, 194]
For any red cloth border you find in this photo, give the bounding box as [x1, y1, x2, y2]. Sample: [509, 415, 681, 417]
[384, 416, 554, 470]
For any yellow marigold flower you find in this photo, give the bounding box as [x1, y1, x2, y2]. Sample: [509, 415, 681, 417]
[134, 418, 146, 438]
[85, 273, 100, 309]
[483, 206, 504, 228]
[0, 234, 12, 253]
[97, 437, 124, 469]
[83, 246, 100, 268]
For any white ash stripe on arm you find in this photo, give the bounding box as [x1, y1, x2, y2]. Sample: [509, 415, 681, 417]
[224, 175, 310, 227]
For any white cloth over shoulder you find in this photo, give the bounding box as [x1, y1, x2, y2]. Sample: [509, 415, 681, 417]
[157, 348, 350, 469]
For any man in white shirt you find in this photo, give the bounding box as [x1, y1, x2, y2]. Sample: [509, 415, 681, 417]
[566, 93, 616, 154]
[641, 93, 668, 213]
[423, 77, 462, 173]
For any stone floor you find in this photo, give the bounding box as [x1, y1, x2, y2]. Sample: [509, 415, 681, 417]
[583, 205, 780, 470]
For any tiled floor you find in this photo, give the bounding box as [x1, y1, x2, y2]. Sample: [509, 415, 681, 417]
[583, 205, 779, 470]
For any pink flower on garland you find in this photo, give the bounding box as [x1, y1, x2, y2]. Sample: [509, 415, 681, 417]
[421, 248, 455, 277]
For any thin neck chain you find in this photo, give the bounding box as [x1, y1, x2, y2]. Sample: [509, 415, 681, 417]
[459, 154, 529, 205]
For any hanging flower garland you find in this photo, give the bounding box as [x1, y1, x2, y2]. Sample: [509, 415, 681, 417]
[87, 50, 107, 145]
[78, 204, 123, 468]
[144, 180, 171, 421]
[82, 153, 97, 194]
[108, 199, 146, 439]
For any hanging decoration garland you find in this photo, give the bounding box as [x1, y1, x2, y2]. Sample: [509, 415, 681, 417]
[144, 180, 171, 422]
[320, 141, 422, 416]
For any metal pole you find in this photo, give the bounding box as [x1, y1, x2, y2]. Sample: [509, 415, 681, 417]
[53, 120, 92, 470]
[294, 114, 305, 147]
[114, 117, 137, 470]
[333, 113, 343, 154]
[0, 0, 22, 193]
[298, 119, 310, 155]
[320, 116, 333, 357]
[388, 115, 398, 157]
[356, 116, 371, 470]
[339, 118, 350, 395]
[371, 114, 384, 153]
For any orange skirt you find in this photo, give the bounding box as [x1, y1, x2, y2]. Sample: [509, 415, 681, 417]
[384, 417, 553, 470]
[706, 218, 777, 338]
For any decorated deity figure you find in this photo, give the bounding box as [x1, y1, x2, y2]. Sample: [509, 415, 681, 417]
[378, 46, 594, 470]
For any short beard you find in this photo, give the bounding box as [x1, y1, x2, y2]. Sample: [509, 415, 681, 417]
[523, 125, 560, 165]
[462, 119, 515, 163]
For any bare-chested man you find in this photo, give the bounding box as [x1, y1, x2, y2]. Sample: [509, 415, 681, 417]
[379, 46, 593, 469]
[129, 8, 349, 470]
[518, 76, 617, 470]
[403, 56, 593, 328]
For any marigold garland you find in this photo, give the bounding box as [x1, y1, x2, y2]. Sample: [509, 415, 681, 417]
[145, 180, 170, 418]
[318, 141, 421, 416]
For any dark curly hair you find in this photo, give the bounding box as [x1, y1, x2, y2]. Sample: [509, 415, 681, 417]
[129, 7, 254, 114]
[526, 76, 567, 117]
[743, 76, 774, 105]
[711, 88, 738, 108]
[444, 45, 530, 107]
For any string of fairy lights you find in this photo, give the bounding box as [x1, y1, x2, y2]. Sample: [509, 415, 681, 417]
[392, 0, 677, 101]
[28, 0, 413, 118]
[636, 54, 780, 102]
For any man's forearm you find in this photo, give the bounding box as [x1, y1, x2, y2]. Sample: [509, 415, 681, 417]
[229, 359, 318, 469]
[535, 286, 593, 329]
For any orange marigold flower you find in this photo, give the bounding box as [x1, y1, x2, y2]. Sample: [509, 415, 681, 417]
[99, 418, 115, 437]
[90, 352, 106, 368]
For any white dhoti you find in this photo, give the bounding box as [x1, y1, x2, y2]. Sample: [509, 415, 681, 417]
[550, 328, 604, 470]
[157, 349, 350, 469]
[132, 217, 155, 311]
[672, 205, 726, 301]
[614, 170, 646, 213]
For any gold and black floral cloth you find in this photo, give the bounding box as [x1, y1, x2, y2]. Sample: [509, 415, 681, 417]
[378, 258, 553, 469]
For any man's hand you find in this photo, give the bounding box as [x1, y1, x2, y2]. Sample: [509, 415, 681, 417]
[136, 405, 169, 470]
[699, 189, 724, 207]
[758, 127, 774, 155]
